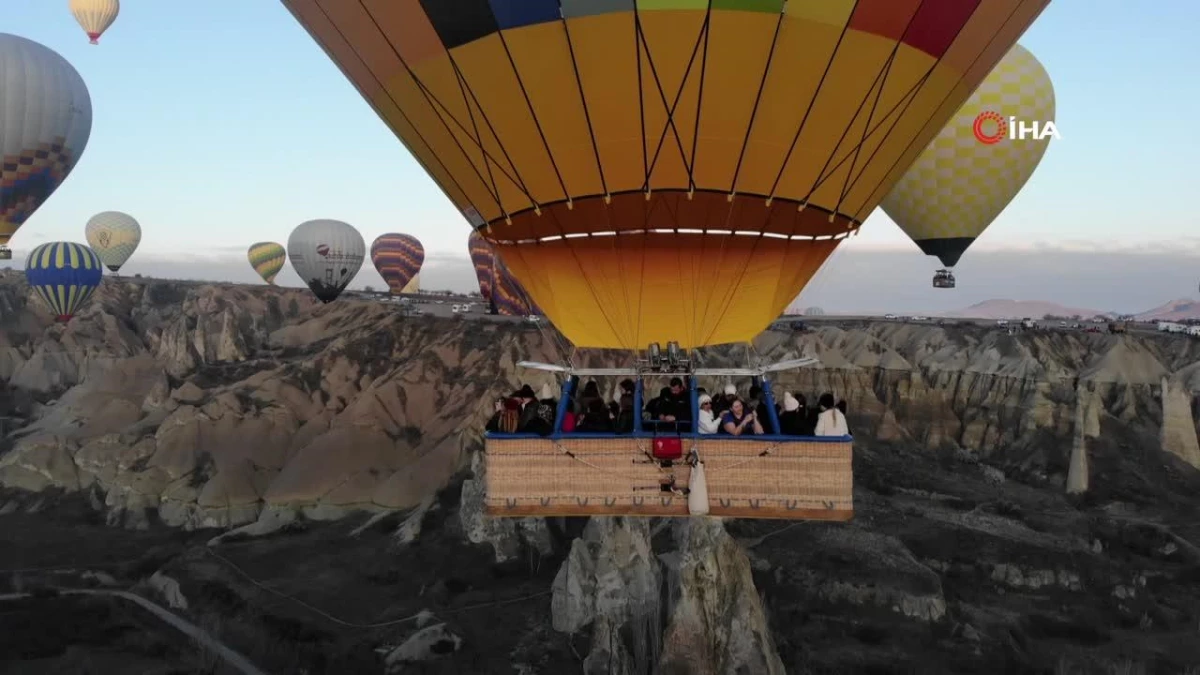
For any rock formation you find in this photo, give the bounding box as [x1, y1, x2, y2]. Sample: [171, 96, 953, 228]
[3, 271, 1200, 673]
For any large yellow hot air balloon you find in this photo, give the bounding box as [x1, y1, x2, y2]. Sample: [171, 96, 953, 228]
[879, 43, 1055, 288]
[69, 0, 120, 45]
[279, 0, 1051, 350]
[0, 34, 93, 260]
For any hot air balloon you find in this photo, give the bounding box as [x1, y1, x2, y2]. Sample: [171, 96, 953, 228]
[879, 43, 1056, 289]
[84, 211, 141, 273]
[282, 0, 1051, 521]
[287, 219, 365, 303]
[0, 34, 93, 261]
[69, 0, 120, 45]
[370, 233, 425, 295]
[247, 242, 287, 285]
[466, 230, 539, 315]
[25, 241, 103, 322]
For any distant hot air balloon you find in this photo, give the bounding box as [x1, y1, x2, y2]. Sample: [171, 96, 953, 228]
[25, 241, 103, 321]
[467, 230, 495, 303]
[247, 242, 286, 285]
[467, 230, 540, 316]
[0, 34, 93, 261]
[370, 233, 424, 295]
[880, 43, 1056, 289]
[281, 1, 1048, 349]
[287, 219, 365, 303]
[84, 211, 140, 273]
[69, 0, 120, 45]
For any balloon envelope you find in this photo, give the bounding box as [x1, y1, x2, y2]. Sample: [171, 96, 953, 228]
[370, 233, 425, 295]
[287, 219, 365, 303]
[467, 230, 538, 315]
[69, 0, 120, 44]
[880, 43, 1056, 269]
[25, 241, 103, 321]
[0, 34, 93, 251]
[84, 211, 141, 272]
[247, 242, 286, 285]
[282, 1, 1049, 348]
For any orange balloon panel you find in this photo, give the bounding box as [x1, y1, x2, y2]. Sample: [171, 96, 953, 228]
[280, 0, 1050, 348]
[490, 201, 840, 347]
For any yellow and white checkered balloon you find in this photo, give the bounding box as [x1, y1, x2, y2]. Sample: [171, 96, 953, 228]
[880, 43, 1055, 267]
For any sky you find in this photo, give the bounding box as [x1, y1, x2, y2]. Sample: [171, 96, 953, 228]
[2, 0, 1198, 312]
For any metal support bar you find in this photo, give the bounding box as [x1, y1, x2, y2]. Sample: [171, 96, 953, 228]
[761, 375, 782, 435]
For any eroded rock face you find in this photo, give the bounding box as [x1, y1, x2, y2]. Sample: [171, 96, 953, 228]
[550, 517, 784, 675]
[2, 274, 1200, 537]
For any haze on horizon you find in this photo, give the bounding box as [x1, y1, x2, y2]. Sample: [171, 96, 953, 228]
[3, 1, 1198, 315]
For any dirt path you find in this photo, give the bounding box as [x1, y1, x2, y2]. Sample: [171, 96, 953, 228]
[0, 588, 268, 675]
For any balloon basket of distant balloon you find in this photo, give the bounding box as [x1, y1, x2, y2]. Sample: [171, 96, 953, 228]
[933, 269, 956, 289]
[0, 247, 11, 261]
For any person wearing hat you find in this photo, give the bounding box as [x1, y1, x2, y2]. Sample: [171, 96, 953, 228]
[712, 383, 737, 417]
[777, 392, 807, 435]
[514, 384, 539, 431]
[696, 393, 721, 434]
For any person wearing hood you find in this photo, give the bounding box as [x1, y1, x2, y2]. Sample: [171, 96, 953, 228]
[777, 392, 807, 435]
[697, 393, 721, 434]
[511, 384, 539, 431]
[815, 392, 849, 437]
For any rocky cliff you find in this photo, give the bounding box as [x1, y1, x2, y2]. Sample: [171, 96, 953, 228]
[2, 270, 1199, 673]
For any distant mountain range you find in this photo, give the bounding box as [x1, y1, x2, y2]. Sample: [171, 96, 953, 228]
[939, 298, 1200, 321]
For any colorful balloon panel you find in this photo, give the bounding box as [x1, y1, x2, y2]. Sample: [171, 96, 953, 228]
[84, 210, 141, 272]
[24, 241, 103, 321]
[0, 34, 93, 249]
[281, 0, 1050, 348]
[880, 43, 1055, 268]
[247, 241, 287, 284]
[370, 233, 425, 294]
[68, 0, 120, 44]
[467, 230, 494, 301]
[287, 219, 365, 303]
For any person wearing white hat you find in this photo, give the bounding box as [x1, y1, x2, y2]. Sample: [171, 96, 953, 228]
[713, 383, 737, 417]
[696, 393, 721, 434]
[777, 392, 806, 435]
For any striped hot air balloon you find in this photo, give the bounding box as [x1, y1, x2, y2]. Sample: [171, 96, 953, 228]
[24, 241, 103, 321]
[370, 233, 425, 295]
[247, 242, 286, 285]
[69, 0, 120, 45]
[467, 230, 494, 302]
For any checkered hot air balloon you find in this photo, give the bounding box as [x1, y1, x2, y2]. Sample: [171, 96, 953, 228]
[880, 43, 1056, 279]
[370, 233, 424, 295]
[247, 241, 286, 285]
[0, 34, 93, 261]
[282, 0, 1050, 349]
[24, 241, 103, 322]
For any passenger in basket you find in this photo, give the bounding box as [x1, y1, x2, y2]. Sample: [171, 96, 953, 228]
[696, 394, 721, 435]
[523, 396, 557, 437]
[777, 392, 807, 435]
[720, 398, 764, 436]
[577, 398, 614, 432]
[659, 377, 692, 432]
[836, 399, 851, 435]
[615, 393, 636, 433]
[714, 383, 737, 416]
[815, 393, 849, 437]
[577, 380, 602, 414]
[486, 397, 523, 434]
[515, 385, 539, 430]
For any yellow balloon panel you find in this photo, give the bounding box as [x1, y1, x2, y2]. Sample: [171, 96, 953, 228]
[879, 43, 1056, 265]
[280, 0, 1051, 348]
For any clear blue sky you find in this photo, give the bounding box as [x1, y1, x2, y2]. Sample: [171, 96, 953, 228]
[4, 0, 1198, 259]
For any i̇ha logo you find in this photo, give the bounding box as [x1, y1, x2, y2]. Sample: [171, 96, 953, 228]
[972, 110, 1060, 144]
